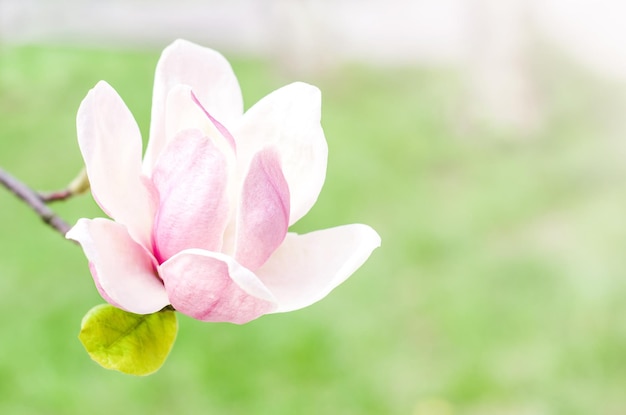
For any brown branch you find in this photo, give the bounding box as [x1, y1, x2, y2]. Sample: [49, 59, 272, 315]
[0, 166, 71, 236]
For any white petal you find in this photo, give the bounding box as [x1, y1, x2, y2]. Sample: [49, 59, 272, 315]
[66, 218, 169, 314]
[233, 82, 328, 226]
[145, 39, 243, 173]
[256, 224, 381, 313]
[76, 81, 157, 247]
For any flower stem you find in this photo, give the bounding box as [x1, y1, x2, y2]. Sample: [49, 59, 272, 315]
[39, 189, 73, 203]
[0, 166, 71, 236]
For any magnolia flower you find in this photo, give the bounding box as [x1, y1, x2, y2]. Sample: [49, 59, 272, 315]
[67, 39, 380, 324]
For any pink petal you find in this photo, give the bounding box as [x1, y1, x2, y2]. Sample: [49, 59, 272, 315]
[256, 224, 381, 313]
[160, 85, 237, 158]
[151, 129, 230, 263]
[76, 81, 157, 247]
[234, 148, 290, 270]
[89, 263, 121, 309]
[145, 39, 243, 173]
[159, 249, 277, 324]
[191, 91, 236, 152]
[66, 218, 169, 314]
[233, 82, 327, 226]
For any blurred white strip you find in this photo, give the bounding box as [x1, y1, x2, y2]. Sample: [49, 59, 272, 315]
[2, 0, 626, 80]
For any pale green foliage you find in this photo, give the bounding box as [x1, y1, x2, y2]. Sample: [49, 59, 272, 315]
[2, 45, 626, 413]
[79, 304, 178, 376]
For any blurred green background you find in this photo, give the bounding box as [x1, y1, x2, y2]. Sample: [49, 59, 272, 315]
[2, 43, 626, 415]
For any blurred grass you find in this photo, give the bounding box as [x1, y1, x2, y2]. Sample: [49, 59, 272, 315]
[2, 43, 626, 414]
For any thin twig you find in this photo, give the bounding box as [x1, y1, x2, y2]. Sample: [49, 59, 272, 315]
[0, 166, 71, 236]
[39, 189, 73, 203]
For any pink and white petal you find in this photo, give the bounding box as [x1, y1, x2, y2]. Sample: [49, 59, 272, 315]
[66, 218, 169, 314]
[256, 224, 381, 313]
[151, 129, 230, 263]
[76, 81, 157, 247]
[145, 39, 243, 173]
[164, 87, 239, 225]
[191, 91, 237, 152]
[162, 85, 236, 156]
[159, 249, 277, 324]
[234, 148, 290, 271]
[233, 82, 327, 226]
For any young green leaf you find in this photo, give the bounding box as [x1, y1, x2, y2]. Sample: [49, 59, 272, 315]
[79, 304, 178, 376]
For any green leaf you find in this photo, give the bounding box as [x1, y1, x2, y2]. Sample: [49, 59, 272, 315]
[79, 304, 178, 376]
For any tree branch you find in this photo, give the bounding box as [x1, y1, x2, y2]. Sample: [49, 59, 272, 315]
[0, 167, 71, 236]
